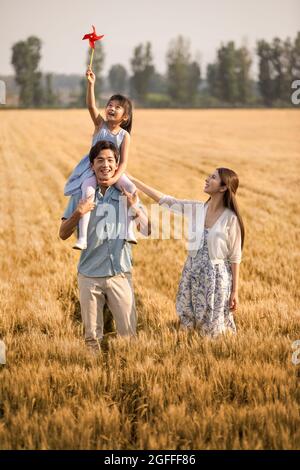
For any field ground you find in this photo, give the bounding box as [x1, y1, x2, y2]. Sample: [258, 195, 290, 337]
[0, 109, 299, 449]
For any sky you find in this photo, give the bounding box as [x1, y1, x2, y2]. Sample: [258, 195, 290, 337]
[1, 0, 299, 78]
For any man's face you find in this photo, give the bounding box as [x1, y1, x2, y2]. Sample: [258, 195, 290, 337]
[91, 149, 118, 184]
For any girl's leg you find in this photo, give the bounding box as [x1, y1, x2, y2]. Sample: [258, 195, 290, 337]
[73, 175, 97, 250]
[115, 174, 137, 244]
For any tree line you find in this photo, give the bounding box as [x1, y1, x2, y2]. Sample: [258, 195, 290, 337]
[10, 32, 300, 108]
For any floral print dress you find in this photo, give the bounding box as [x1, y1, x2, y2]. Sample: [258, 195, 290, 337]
[176, 228, 236, 337]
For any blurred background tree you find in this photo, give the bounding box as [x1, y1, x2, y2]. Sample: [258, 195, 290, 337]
[130, 42, 155, 103]
[207, 42, 252, 105]
[8, 31, 300, 109]
[11, 36, 43, 107]
[108, 64, 128, 93]
[166, 35, 201, 106]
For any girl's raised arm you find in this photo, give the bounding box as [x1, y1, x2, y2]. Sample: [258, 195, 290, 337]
[86, 67, 104, 127]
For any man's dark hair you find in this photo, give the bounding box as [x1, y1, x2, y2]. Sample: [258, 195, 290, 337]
[89, 140, 119, 165]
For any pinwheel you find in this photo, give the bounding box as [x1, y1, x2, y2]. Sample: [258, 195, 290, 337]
[82, 25, 104, 68]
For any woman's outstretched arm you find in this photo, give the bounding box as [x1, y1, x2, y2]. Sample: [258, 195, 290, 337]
[126, 174, 165, 202]
[127, 174, 203, 216]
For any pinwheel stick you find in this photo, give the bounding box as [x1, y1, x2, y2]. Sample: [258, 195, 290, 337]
[89, 48, 95, 68]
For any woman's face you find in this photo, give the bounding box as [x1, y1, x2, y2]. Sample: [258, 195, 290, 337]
[204, 169, 223, 195]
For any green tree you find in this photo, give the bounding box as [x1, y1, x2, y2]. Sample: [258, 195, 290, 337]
[11, 36, 43, 107]
[235, 46, 252, 103]
[207, 42, 252, 105]
[217, 41, 239, 104]
[291, 32, 300, 79]
[108, 64, 128, 93]
[130, 42, 155, 103]
[257, 37, 293, 105]
[257, 40, 275, 106]
[44, 73, 57, 107]
[188, 61, 201, 105]
[206, 63, 220, 98]
[166, 35, 200, 106]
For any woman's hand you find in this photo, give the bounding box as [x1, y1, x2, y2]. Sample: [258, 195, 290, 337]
[86, 67, 96, 85]
[229, 291, 239, 311]
[76, 198, 96, 216]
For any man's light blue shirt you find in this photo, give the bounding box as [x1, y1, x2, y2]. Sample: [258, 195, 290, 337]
[62, 186, 135, 277]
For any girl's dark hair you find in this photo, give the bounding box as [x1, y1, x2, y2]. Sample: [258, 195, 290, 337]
[106, 94, 133, 134]
[89, 140, 119, 164]
[215, 168, 245, 249]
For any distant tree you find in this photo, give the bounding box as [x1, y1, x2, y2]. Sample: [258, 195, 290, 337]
[11, 36, 43, 107]
[271, 38, 286, 101]
[44, 73, 57, 107]
[292, 31, 300, 78]
[130, 42, 155, 102]
[148, 72, 167, 94]
[257, 40, 275, 106]
[257, 37, 294, 105]
[206, 62, 220, 98]
[235, 46, 252, 103]
[217, 41, 239, 104]
[108, 64, 128, 93]
[188, 61, 201, 105]
[78, 43, 105, 107]
[207, 42, 252, 105]
[166, 35, 201, 106]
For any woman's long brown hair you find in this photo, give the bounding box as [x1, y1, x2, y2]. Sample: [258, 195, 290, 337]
[217, 167, 245, 249]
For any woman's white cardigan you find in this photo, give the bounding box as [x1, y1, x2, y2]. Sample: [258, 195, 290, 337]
[159, 195, 242, 264]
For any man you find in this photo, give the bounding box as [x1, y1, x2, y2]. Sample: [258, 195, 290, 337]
[59, 140, 150, 353]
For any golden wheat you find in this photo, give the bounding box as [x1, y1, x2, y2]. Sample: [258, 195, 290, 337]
[0, 109, 299, 450]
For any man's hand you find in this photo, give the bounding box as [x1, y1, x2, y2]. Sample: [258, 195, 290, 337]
[86, 67, 96, 85]
[77, 198, 96, 216]
[229, 291, 239, 311]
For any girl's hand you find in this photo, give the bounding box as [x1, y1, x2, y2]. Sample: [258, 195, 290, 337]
[120, 187, 139, 208]
[229, 291, 239, 311]
[76, 198, 96, 216]
[86, 67, 96, 85]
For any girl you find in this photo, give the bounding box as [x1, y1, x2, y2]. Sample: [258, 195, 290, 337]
[64, 67, 137, 249]
[127, 168, 245, 338]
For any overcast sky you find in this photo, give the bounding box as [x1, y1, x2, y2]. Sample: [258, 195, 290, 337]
[1, 0, 299, 78]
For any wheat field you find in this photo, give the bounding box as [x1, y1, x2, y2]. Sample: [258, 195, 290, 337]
[0, 109, 299, 450]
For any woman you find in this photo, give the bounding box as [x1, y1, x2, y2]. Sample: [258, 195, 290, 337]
[127, 168, 245, 337]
